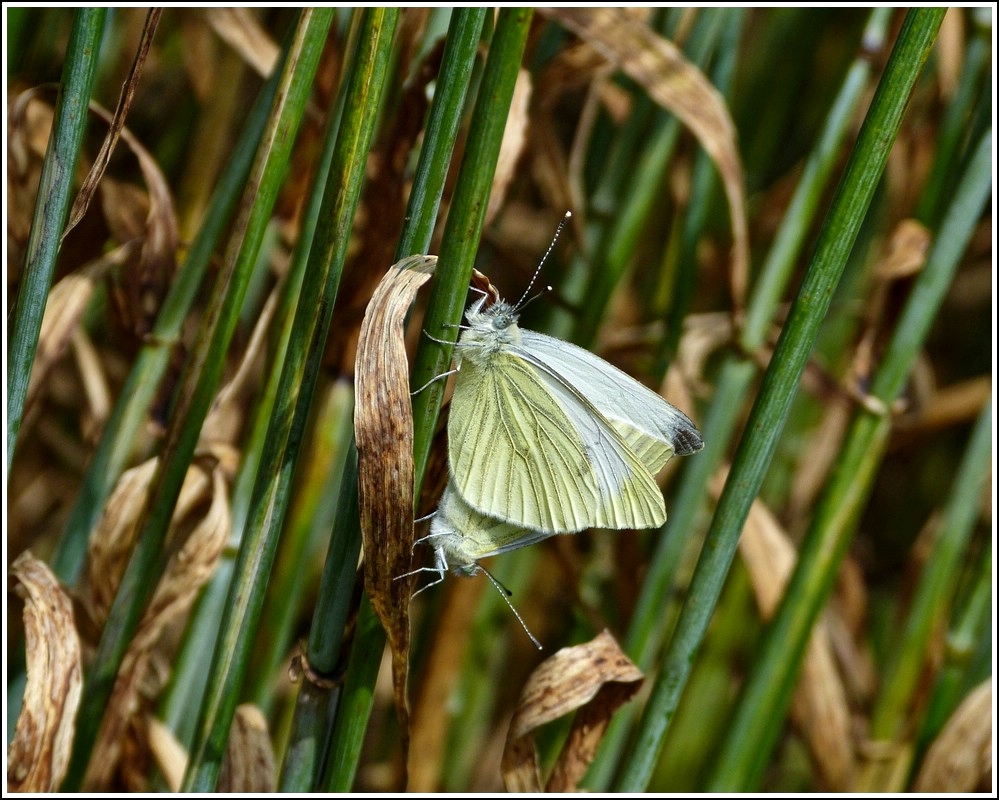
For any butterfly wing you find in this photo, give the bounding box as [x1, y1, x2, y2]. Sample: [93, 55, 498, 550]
[517, 329, 703, 470]
[448, 350, 666, 532]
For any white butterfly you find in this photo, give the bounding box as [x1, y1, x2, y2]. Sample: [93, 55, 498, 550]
[403, 214, 702, 646]
[445, 294, 703, 534]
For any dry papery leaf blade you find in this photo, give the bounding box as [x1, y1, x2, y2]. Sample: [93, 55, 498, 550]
[713, 468, 857, 790]
[912, 678, 992, 792]
[24, 244, 135, 414]
[217, 704, 277, 793]
[86, 99, 180, 338]
[145, 702, 275, 792]
[63, 9, 162, 239]
[206, 7, 280, 78]
[7, 552, 84, 793]
[501, 629, 643, 792]
[353, 253, 438, 774]
[544, 7, 750, 314]
[485, 68, 532, 226]
[80, 449, 233, 790]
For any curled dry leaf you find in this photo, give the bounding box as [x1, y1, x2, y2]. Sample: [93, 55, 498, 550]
[354, 254, 438, 774]
[25, 243, 138, 415]
[81, 449, 232, 789]
[64, 9, 162, 240]
[545, 7, 749, 314]
[145, 715, 188, 793]
[913, 678, 993, 792]
[715, 469, 856, 789]
[7, 552, 83, 793]
[851, 219, 930, 395]
[206, 7, 280, 78]
[501, 629, 643, 792]
[86, 100, 180, 339]
[218, 704, 277, 793]
[131, 457, 232, 654]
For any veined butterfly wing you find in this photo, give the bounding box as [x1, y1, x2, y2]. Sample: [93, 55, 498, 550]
[515, 328, 703, 469]
[447, 302, 668, 533]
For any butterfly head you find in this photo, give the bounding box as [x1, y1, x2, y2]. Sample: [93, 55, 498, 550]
[462, 298, 521, 354]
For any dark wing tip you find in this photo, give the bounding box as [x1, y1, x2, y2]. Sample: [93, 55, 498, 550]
[674, 426, 704, 456]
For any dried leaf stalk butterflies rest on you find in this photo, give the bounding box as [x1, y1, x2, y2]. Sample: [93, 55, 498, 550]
[405, 214, 704, 646]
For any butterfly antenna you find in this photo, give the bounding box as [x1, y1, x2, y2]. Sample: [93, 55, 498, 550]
[514, 210, 572, 311]
[480, 565, 542, 650]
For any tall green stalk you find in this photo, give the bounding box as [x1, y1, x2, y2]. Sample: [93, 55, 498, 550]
[615, 9, 946, 790]
[50, 29, 289, 585]
[868, 401, 992, 743]
[7, 8, 106, 472]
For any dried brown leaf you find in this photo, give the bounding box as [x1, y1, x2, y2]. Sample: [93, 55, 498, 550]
[81, 452, 232, 789]
[718, 469, 856, 789]
[546, 7, 749, 314]
[893, 375, 992, 441]
[935, 9, 965, 100]
[64, 9, 162, 240]
[82, 653, 151, 791]
[85, 457, 160, 627]
[532, 42, 615, 222]
[485, 68, 532, 226]
[354, 253, 438, 779]
[87, 100, 180, 339]
[25, 244, 137, 415]
[217, 705, 277, 793]
[876, 219, 931, 282]
[132, 456, 231, 653]
[501, 629, 643, 792]
[72, 326, 113, 442]
[7, 552, 83, 793]
[204, 287, 279, 447]
[145, 715, 187, 793]
[912, 677, 994, 793]
[6, 92, 54, 275]
[913, 678, 992, 792]
[786, 397, 852, 534]
[851, 219, 931, 393]
[206, 8, 279, 77]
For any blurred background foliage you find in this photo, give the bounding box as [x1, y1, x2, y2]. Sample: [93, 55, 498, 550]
[5, 7, 992, 793]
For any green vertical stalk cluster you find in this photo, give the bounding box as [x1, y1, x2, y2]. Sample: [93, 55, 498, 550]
[62, 11, 333, 790]
[279, 8, 490, 791]
[51, 31, 289, 585]
[706, 124, 990, 792]
[914, 535, 992, 765]
[867, 403, 992, 744]
[586, 8, 893, 790]
[159, 14, 345, 745]
[281, 9, 484, 791]
[180, 8, 395, 790]
[615, 9, 946, 791]
[321, 10, 534, 791]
